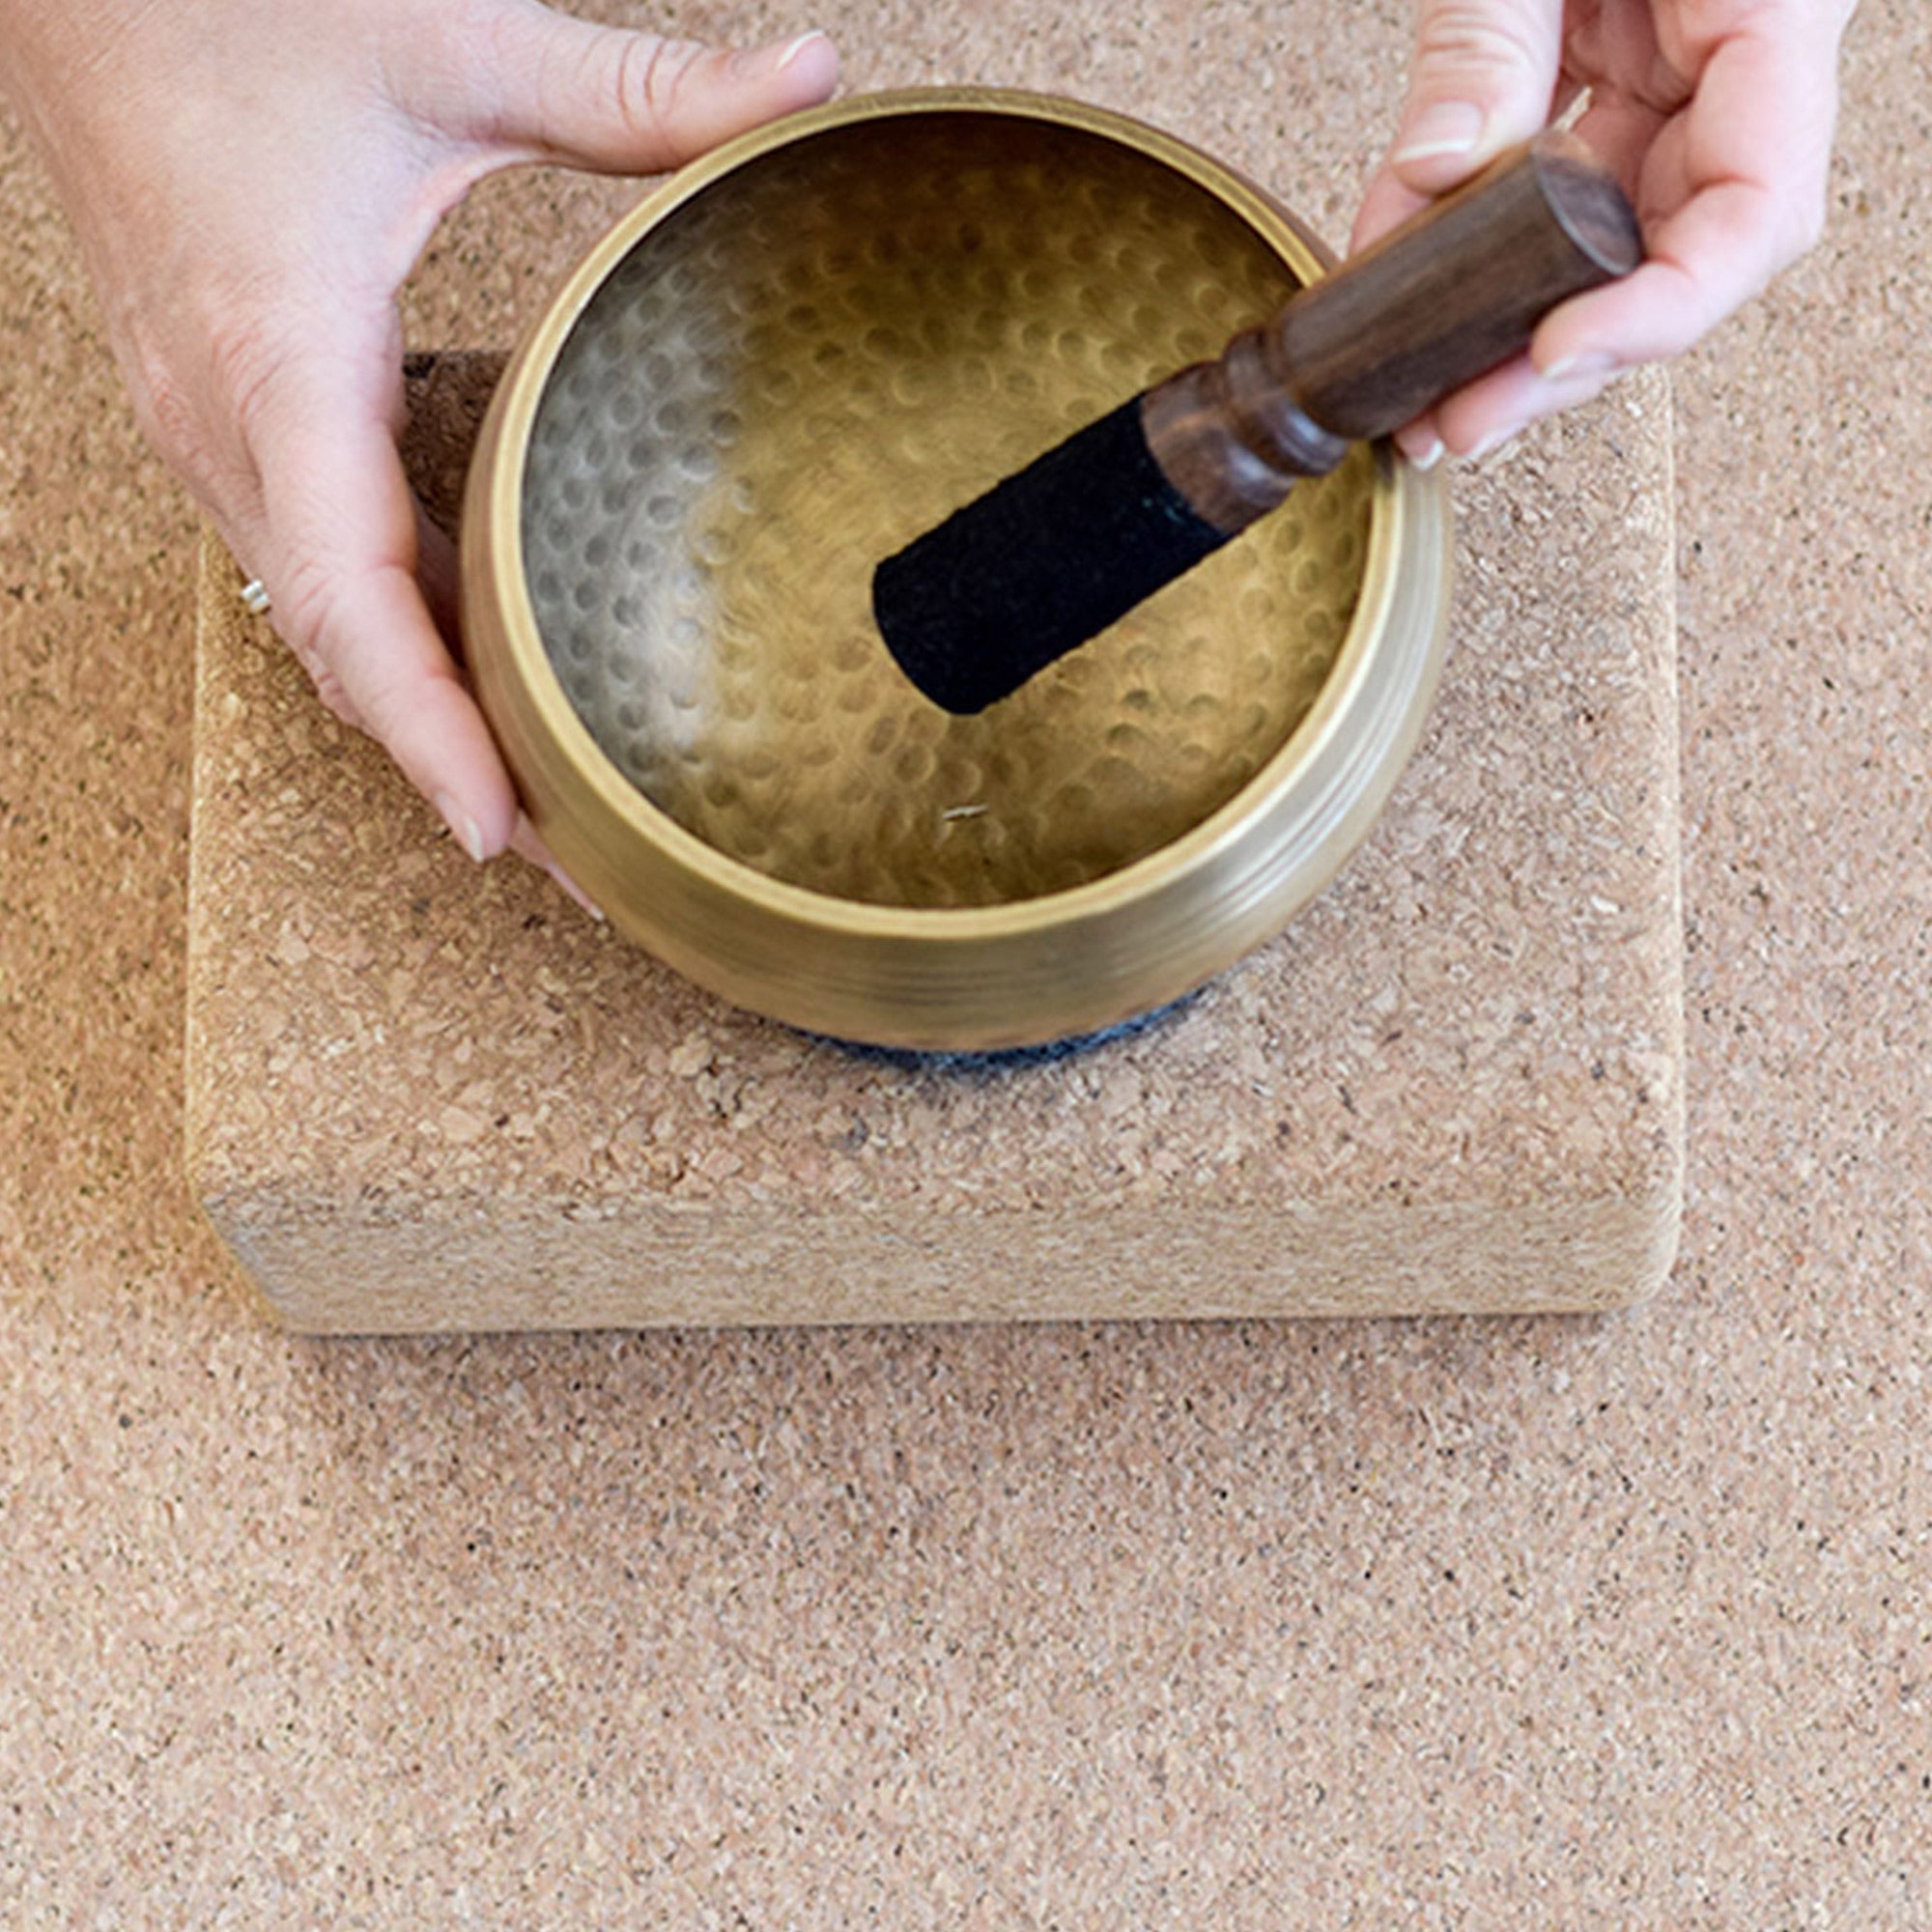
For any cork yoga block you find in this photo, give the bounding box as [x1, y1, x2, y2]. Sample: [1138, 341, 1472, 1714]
[185, 354, 1682, 1333]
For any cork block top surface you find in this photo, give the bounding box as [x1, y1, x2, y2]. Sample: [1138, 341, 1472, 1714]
[185, 356, 1680, 1231]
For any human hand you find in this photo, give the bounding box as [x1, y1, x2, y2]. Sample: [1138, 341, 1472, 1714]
[1351, 0, 1857, 463]
[0, 0, 838, 881]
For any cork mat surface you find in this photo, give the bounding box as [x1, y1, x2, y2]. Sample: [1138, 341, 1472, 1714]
[4, 1, 1925, 1921]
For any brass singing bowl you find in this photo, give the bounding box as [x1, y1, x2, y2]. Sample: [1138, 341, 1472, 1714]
[462, 89, 1451, 1051]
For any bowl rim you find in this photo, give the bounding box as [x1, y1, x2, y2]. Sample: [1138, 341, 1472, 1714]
[472, 84, 1432, 944]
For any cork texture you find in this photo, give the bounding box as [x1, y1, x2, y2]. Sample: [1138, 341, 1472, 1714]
[6, 0, 1926, 1921]
[185, 347, 1680, 1331]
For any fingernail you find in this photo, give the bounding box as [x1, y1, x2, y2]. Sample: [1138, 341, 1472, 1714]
[767, 28, 830, 74]
[1394, 101, 1489, 165]
[1408, 434, 1445, 471]
[546, 860, 607, 923]
[1462, 425, 1517, 465]
[1540, 350, 1619, 386]
[435, 792, 487, 865]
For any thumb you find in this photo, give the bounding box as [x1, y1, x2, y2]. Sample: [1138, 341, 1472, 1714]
[485, 11, 838, 176]
[1384, 0, 1564, 193]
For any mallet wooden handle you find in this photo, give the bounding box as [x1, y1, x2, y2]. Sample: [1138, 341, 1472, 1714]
[1144, 129, 1642, 532]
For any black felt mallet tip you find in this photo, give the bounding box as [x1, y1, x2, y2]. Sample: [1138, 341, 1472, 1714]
[871, 396, 1231, 717]
[872, 130, 1643, 716]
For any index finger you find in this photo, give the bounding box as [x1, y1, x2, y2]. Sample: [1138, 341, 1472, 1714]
[247, 352, 522, 861]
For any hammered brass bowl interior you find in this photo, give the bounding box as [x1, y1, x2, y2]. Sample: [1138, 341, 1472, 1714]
[466, 93, 1450, 1049]
[522, 108, 1375, 910]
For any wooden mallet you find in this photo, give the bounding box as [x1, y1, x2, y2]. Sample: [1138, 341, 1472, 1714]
[872, 130, 1641, 715]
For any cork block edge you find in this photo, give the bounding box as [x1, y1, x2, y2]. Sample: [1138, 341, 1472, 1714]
[196, 1175, 1685, 1335]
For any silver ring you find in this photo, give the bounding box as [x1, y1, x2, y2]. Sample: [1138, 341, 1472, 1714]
[240, 577, 271, 616]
